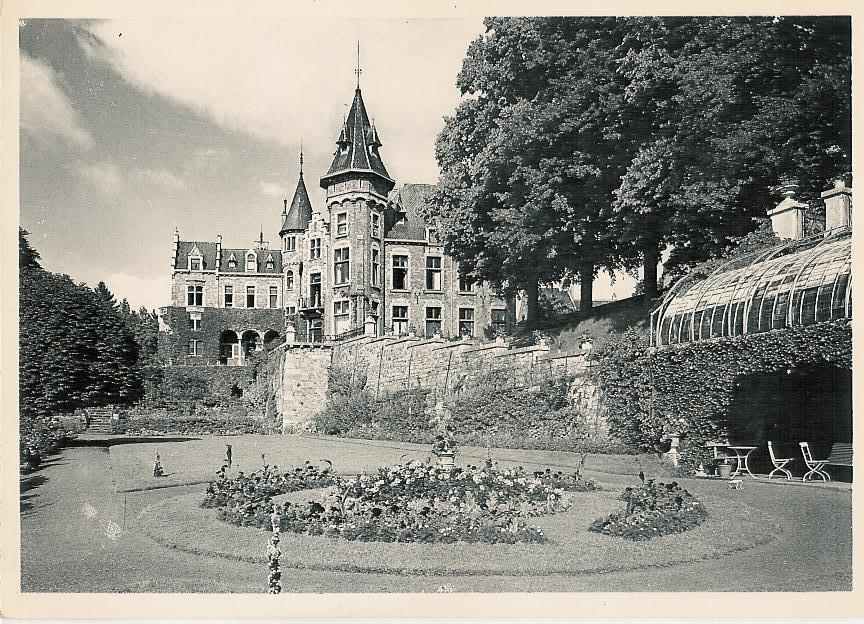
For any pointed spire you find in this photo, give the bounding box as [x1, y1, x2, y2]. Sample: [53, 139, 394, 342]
[282, 198, 287, 216]
[321, 80, 393, 190]
[281, 162, 313, 235]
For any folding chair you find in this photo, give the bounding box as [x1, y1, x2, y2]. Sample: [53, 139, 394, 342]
[767, 441, 792, 480]
[799, 442, 831, 482]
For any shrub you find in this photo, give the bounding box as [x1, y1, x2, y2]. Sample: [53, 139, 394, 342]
[119, 407, 267, 436]
[589, 480, 707, 540]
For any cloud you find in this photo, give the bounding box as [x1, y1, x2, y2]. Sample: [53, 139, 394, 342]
[20, 53, 94, 149]
[79, 19, 486, 183]
[259, 181, 288, 199]
[75, 162, 123, 194]
[102, 271, 171, 311]
[136, 168, 187, 192]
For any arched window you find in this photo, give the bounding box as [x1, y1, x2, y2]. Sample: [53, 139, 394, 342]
[245, 251, 257, 272]
[286, 270, 294, 290]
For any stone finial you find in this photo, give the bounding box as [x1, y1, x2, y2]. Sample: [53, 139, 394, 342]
[285, 321, 296, 344]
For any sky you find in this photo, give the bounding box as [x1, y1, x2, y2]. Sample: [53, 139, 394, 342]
[19, 18, 636, 311]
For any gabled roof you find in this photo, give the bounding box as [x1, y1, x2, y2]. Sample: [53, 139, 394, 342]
[280, 173, 313, 233]
[175, 240, 283, 274]
[321, 87, 392, 187]
[386, 184, 435, 241]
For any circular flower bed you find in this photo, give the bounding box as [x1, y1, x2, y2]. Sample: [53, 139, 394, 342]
[589, 479, 708, 540]
[203, 459, 599, 544]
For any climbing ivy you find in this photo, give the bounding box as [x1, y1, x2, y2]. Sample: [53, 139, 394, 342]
[592, 320, 852, 469]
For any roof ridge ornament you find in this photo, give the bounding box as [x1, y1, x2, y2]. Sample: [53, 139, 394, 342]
[355, 41, 362, 89]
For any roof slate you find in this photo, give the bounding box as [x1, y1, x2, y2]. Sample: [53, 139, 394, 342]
[323, 88, 391, 183]
[281, 174, 313, 233]
[386, 184, 434, 241]
[176, 241, 283, 273]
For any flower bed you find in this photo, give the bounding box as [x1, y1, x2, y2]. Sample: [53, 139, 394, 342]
[589, 480, 708, 540]
[204, 460, 599, 544]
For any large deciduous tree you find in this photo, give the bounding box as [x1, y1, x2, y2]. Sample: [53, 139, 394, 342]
[429, 17, 850, 314]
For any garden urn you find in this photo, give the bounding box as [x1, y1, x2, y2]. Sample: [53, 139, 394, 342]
[717, 461, 733, 479]
[437, 452, 455, 468]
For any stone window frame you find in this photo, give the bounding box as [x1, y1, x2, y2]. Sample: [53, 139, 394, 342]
[246, 284, 256, 309]
[187, 284, 203, 307]
[286, 270, 295, 290]
[187, 339, 202, 357]
[371, 211, 382, 239]
[458, 266, 476, 294]
[334, 246, 350, 286]
[392, 304, 409, 335]
[310, 238, 322, 260]
[425, 305, 443, 337]
[224, 285, 233, 308]
[491, 308, 507, 334]
[425, 255, 443, 292]
[188, 253, 202, 272]
[391, 253, 409, 291]
[370, 245, 381, 287]
[333, 299, 350, 317]
[188, 315, 202, 332]
[335, 212, 348, 238]
[458, 307, 475, 337]
[269, 285, 279, 309]
[284, 235, 296, 252]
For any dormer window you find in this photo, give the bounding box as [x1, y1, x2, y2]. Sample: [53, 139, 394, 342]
[245, 251, 257, 273]
[188, 245, 203, 271]
[426, 228, 438, 244]
[395, 210, 408, 226]
[265, 254, 275, 271]
[227, 252, 237, 270]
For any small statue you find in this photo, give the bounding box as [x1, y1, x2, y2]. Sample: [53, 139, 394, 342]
[153, 449, 164, 477]
[225, 444, 232, 467]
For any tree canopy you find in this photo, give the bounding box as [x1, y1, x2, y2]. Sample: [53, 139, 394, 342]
[426, 17, 851, 318]
[19, 229, 158, 420]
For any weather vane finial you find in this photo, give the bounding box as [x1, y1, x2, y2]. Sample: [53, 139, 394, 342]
[354, 41, 362, 88]
[299, 141, 304, 177]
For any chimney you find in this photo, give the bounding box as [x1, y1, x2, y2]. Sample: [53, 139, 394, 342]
[821, 177, 852, 233]
[172, 227, 180, 269]
[767, 179, 806, 240]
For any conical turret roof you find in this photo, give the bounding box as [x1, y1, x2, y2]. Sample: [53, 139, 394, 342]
[321, 87, 393, 189]
[280, 172, 313, 234]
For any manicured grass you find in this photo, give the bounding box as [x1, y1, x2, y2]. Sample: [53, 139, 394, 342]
[108, 433, 672, 493]
[135, 486, 774, 577]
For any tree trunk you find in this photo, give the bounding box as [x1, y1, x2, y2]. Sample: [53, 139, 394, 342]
[643, 244, 660, 299]
[579, 261, 593, 313]
[523, 280, 539, 325]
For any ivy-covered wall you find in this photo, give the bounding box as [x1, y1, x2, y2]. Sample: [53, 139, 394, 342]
[593, 319, 852, 468]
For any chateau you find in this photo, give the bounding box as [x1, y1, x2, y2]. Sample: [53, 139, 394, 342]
[159, 82, 514, 365]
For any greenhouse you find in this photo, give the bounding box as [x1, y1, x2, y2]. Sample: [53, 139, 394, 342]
[651, 227, 852, 347]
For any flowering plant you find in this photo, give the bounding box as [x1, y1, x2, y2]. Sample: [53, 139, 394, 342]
[205, 459, 599, 544]
[589, 479, 707, 540]
[428, 401, 458, 457]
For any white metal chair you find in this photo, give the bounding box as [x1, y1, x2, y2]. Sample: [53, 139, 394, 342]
[767, 441, 792, 480]
[799, 442, 831, 482]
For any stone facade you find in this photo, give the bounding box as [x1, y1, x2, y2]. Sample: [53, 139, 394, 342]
[159, 79, 513, 364]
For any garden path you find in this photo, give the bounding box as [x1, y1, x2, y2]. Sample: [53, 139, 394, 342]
[20, 439, 851, 594]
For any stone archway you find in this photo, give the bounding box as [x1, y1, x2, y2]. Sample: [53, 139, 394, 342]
[240, 330, 260, 360]
[219, 330, 240, 365]
[263, 329, 280, 345]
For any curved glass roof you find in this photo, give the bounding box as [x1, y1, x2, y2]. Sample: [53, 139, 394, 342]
[651, 227, 852, 347]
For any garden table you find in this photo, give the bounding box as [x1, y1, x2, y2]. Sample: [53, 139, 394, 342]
[726, 446, 758, 478]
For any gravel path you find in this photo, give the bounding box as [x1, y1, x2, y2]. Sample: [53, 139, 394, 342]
[20, 440, 851, 593]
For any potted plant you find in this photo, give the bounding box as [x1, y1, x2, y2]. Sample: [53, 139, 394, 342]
[579, 331, 594, 350]
[715, 457, 733, 479]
